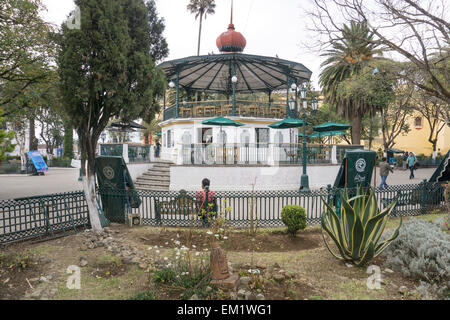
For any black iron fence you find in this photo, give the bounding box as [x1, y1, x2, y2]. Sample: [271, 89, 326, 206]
[0, 191, 89, 244]
[0, 182, 445, 244]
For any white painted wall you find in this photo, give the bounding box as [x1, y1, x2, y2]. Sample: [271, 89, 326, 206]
[127, 163, 154, 182]
[170, 165, 342, 191]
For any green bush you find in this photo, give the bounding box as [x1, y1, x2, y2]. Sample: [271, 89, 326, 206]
[382, 218, 450, 299]
[129, 291, 156, 300]
[281, 205, 307, 236]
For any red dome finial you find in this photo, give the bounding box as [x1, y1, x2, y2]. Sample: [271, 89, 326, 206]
[216, 0, 246, 53]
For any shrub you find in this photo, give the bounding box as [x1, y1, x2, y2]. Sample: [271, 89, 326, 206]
[381, 218, 450, 299]
[281, 205, 307, 236]
[321, 188, 401, 266]
[129, 291, 156, 300]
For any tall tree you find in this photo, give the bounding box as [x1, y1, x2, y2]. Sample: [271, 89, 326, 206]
[0, 110, 15, 160]
[146, 0, 169, 62]
[0, 0, 55, 107]
[307, 0, 450, 104]
[63, 122, 74, 159]
[187, 0, 216, 56]
[414, 94, 448, 158]
[319, 21, 383, 144]
[58, 0, 163, 230]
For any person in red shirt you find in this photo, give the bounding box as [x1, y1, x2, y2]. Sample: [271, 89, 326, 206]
[196, 178, 216, 227]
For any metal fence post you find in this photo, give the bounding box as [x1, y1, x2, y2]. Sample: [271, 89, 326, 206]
[421, 179, 427, 215]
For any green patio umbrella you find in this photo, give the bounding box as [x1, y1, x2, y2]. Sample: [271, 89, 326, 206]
[201, 116, 245, 127]
[309, 130, 347, 138]
[387, 148, 404, 154]
[313, 121, 351, 132]
[268, 118, 311, 129]
[155, 132, 162, 137]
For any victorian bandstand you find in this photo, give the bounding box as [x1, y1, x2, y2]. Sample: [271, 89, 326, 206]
[157, 13, 316, 171]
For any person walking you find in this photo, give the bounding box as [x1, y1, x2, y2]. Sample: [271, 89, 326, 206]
[379, 157, 393, 189]
[402, 152, 408, 171]
[155, 139, 161, 158]
[407, 152, 417, 179]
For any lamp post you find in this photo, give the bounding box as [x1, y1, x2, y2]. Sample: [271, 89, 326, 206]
[298, 85, 318, 191]
[231, 75, 238, 116]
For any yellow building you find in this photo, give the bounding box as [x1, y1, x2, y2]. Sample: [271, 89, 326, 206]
[367, 112, 450, 156]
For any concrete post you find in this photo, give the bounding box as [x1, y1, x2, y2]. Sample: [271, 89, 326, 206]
[123, 144, 129, 164]
[331, 145, 338, 164]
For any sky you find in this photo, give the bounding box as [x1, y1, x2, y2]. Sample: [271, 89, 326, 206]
[41, 0, 322, 88]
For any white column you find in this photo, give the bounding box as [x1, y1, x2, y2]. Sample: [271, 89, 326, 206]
[331, 145, 338, 164]
[123, 144, 129, 163]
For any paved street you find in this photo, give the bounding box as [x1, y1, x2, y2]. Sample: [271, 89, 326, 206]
[0, 166, 437, 201]
[0, 168, 82, 200]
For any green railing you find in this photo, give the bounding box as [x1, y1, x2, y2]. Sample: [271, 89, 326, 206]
[163, 100, 287, 120]
[128, 145, 151, 163]
[100, 144, 123, 157]
[1, 182, 445, 244]
[0, 191, 89, 244]
[98, 181, 445, 228]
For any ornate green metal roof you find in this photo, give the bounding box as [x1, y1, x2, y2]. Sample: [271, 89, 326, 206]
[157, 53, 312, 93]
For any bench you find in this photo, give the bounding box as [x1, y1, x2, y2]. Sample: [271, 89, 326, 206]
[155, 195, 197, 216]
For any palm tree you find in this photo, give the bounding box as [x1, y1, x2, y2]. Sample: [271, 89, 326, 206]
[319, 21, 383, 145]
[187, 0, 216, 56]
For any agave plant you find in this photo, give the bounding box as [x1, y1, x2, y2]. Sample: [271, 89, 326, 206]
[321, 188, 402, 266]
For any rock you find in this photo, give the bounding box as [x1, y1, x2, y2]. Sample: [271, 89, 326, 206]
[345, 263, 354, 268]
[278, 269, 286, 274]
[273, 263, 281, 269]
[189, 294, 199, 300]
[46, 274, 53, 281]
[205, 286, 213, 293]
[131, 257, 141, 264]
[273, 274, 285, 282]
[30, 289, 42, 298]
[80, 259, 88, 267]
[256, 293, 265, 300]
[256, 262, 267, 270]
[138, 263, 148, 270]
[398, 286, 408, 294]
[239, 277, 250, 286]
[39, 276, 48, 283]
[245, 292, 256, 300]
[237, 289, 247, 299]
[80, 245, 88, 251]
[384, 268, 394, 274]
[229, 292, 238, 300]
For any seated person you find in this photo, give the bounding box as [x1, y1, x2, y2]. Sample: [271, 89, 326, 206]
[196, 178, 217, 227]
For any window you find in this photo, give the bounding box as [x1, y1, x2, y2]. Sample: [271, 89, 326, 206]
[167, 130, 172, 148]
[415, 117, 422, 129]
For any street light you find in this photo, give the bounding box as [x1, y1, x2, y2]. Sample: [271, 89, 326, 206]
[168, 80, 175, 88]
[232, 75, 238, 115]
[298, 84, 318, 191]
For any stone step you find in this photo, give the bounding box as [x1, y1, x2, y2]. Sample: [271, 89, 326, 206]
[148, 166, 171, 171]
[143, 171, 170, 177]
[135, 186, 170, 192]
[136, 177, 170, 184]
[135, 180, 170, 187]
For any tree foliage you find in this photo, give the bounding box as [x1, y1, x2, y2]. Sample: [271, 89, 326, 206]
[0, 0, 56, 107]
[146, 0, 169, 63]
[57, 0, 165, 230]
[319, 21, 383, 144]
[187, 0, 216, 56]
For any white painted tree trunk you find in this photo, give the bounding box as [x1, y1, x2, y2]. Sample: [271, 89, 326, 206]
[83, 168, 102, 231]
[432, 151, 436, 160]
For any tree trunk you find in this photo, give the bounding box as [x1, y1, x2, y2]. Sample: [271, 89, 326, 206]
[29, 116, 37, 151]
[197, 14, 203, 56]
[80, 132, 103, 232]
[350, 114, 362, 145]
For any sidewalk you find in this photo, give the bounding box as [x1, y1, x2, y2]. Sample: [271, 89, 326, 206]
[0, 168, 82, 200]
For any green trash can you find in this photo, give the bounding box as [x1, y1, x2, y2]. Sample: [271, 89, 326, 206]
[95, 156, 141, 223]
[332, 149, 377, 215]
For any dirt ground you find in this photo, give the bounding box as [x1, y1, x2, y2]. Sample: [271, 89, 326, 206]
[0, 213, 445, 300]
